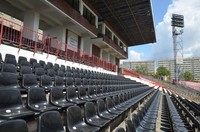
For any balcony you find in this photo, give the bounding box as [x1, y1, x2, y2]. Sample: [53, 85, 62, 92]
[92, 33, 128, 59]
[47, 0, 98, 36]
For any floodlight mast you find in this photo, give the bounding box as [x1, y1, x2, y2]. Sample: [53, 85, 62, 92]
[171, 14, 184, 83]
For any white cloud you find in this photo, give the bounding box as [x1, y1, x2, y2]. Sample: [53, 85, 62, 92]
[120, 49, 143, 64]
[152, 0, 200, 60]
[129, 50, 143, 61]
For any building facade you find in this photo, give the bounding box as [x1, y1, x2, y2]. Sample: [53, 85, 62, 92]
[121, 61, 155, 74]
[0, 0, 156, 72]
[158, 58, 200, 81]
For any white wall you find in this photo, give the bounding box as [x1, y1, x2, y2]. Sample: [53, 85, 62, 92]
[82, 37, 92, 55]
[44, 26, 66, 50]
[102, 50, 109, 61]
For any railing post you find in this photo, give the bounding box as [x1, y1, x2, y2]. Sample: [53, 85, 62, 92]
[0, 18, 3, 45]
[18, 26, 23, 52]
[56, 40, 61, 60]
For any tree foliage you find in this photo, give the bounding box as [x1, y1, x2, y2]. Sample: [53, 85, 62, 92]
[182, 71, 193, 81]
[156, 66, 170, 78]
[135, 64, 148, 75]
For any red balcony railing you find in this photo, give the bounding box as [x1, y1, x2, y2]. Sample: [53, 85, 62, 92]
[0, 17, 117, 72]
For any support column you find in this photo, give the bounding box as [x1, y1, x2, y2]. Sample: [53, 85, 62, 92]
[79, 0, 84, 15]
[23, 11, 40, 40]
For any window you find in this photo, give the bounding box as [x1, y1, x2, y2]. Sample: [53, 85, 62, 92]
[65, 0, 79, 12]
[113, 36, 118, 45]
[83, 6, 96, 26]
[105, 28, 112, 39]
[120, 42, 123, 49]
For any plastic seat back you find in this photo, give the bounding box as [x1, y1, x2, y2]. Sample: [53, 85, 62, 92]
[50, 87, 65, 102]
[19, 66, 32, 76]
[60, 65, 65, 72]
[106, 97, 115, 109]
[39, 60, 46, 67]
[0, 119, 28, 132]
[0, 88, 23, 110]
[18, 56, 27, 64]
[1, 63, 17, 73]
[5, 54, 17, 66]
[67, 86, 77, 100]
[27, 88, 47, 106]
[54, 76, 65, 87]
[66, 77, 74, 87]
[35, 68, 45, 77]
[37, 111, 64, 132]
[84, 102, 96, 120]
[66, 106, 83, 131]
[40, 75, 53, 89]
[47, 69, 56, 78]
[57, 70, 65, 77]
[22, 74, 38, 89]
[0, 72, 19, 89]
[97, 99, 106, 113]
[78, 86, 87, 99]
[74, 78, 81, 86]
[30, 58, 37, 66]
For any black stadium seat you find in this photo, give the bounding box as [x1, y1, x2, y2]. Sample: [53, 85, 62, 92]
[27, 88, 57, 112]
[0, 72, 23, 91]
[1, 63, 17, 73]
[40, 75, 54, 91]
[66, 106, 100, 132]
[0, 88, 35, 120]
[84, 102, 110, 128]
[30, 58, 37, 67]
[47, 69, 56, 79]
[19, 66, 32, 77]
[54, 76, 66, 89]
[22, 74, 39, 89]
[96, 99, 117, 120]
[35, 68, 45, 79]
[66, 86, 85, 105]
[4, 54, 17, 66]
[0, 119, 29, 132]
[78, 86, 94, 101]
[60, 65, 65, 72]
[37, 111, 64, 132]
[18, 56, 27, 64]
[50, 87, 74, 109]
[39, 60, 46, 68]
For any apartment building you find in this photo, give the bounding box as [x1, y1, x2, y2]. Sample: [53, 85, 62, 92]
[158, 58, 200, 81]
[121, 61, 155, 74]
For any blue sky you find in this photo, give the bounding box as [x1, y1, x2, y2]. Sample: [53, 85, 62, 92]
[128, 0, 172, 61]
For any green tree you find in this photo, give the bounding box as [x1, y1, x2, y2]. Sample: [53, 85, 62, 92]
[156, 66, 170, 78]
[182, 71, 193, 81]
[135, 64, 148, 75]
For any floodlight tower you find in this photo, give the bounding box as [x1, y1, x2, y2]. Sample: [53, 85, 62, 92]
[171, 14, 184, 83]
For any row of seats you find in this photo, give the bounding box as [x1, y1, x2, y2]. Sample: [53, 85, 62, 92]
[0, 86, 154, 131]
[116, 90, 160, 132]
[171, 94, 200, 130]
[0, 53, 119, 80]
[165, 92, 189, 131]
[0, 85, 151, 120]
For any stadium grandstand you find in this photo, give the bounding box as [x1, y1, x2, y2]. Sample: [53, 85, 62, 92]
[0, 0, 199, 132]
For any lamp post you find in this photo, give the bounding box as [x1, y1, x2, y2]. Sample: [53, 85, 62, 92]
[171, 14, 184, 83]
